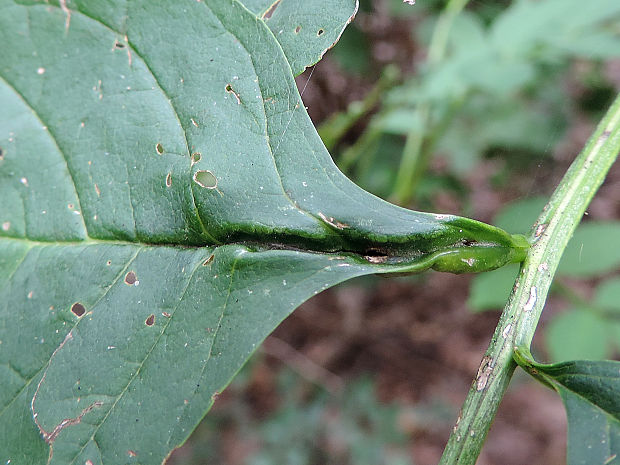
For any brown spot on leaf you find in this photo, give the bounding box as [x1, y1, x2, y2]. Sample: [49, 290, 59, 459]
[202, 254, 215, 266]
[124, 271, 138, 286]
[71, 302, 86, 317]
[0, 146, 4, 160]
[295, 25, 301, 34]
[145, 314, 155, 326]
[128, 450, 137, 457]
[165, 172, 172, 188]
[1, 221, 9, 231]
[162, 312, 171, 318]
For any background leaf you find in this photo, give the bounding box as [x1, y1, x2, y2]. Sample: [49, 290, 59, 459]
[558, 222, 620, 277]
[545, 309, 610, 361]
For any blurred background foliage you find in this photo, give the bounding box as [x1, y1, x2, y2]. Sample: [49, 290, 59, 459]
[170, 0, 620, 463]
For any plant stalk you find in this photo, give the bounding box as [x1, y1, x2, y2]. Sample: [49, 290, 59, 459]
[391, 0, 469, 205]
[439, 93, 620, 465]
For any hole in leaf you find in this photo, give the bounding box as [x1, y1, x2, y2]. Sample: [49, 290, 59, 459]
[193, 170, 217, 189]
[114, 41, 125, 49]
[0, 147, 4, 160]
[155, 143, 164, 155]
[295, 25, 301, 34]
[124, 271, 138, 286]
[145, 314, 155, 326]
[165, 172, 172, 187]
[191, 152, 201, 165]
[317, 28, 324, 36]
[71, 302, 86, 317]
[106, 260, 112, 266]
[225, 84, 241, 104]
[162, 311, 171, 318]
[262, 0, 281, 19]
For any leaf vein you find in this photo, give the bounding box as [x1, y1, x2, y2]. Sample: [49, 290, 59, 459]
[0, 74, 89, 238]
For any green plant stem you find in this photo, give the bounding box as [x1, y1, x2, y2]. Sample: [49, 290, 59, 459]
[338, 125, 382, 174]
[391, 0, 468, 205]
[439, 93, 620, 465]
[320, 65, 400, 153]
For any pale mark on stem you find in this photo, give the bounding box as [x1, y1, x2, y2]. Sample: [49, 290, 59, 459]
[475, 356, 493, 391]
[502, 323, 512, 339]
[524, 286, 537, 312]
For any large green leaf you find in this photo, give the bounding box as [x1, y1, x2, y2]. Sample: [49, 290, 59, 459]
[241, 0, 359, 76]
[0, 1, 527, 463]
[515, 350, 620, 465]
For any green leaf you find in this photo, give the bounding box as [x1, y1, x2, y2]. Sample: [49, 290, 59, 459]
[558, 222, 620, 277]
[240, 0, 358, 77]
[545, 309, 611, 361]
[0, 1, 527, 463]
[493, 196, 548, 236]
[595, 277, 620, 313]
[515, 351, 620, 465]
[467, 264, 519, 312]
[594, 277, 620, 351]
